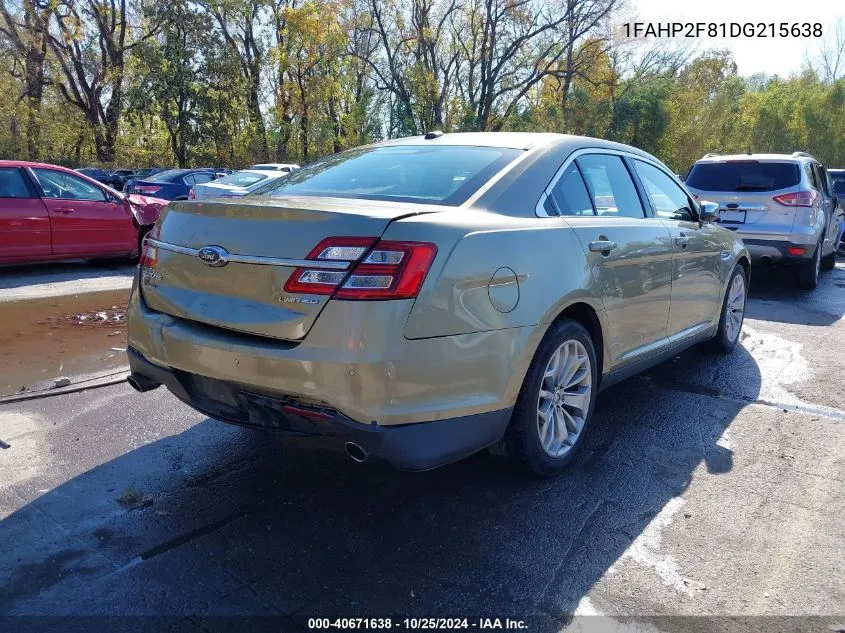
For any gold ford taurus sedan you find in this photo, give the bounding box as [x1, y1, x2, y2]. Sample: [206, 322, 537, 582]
[127, 132, 750, 475]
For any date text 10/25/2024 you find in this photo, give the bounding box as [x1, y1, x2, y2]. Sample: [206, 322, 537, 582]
[307, 618, 528, 630]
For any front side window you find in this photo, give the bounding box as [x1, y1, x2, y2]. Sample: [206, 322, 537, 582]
[0, 168, 33, 198]
[576, 154, 645, 218]
[254, 145, 521, 206]
[33, 169, 107, 202]
[633, 160, 696, 221]
[548, 163, 594, 216]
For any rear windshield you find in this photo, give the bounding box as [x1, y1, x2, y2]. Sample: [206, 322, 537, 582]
[253, 145, 522, 205]
[686, 161, 800, 192]
[148, 169, 189, 183]
[215, 172, 267, 187]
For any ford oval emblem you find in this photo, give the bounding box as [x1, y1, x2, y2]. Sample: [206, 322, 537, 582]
[197, 245, 230, 267]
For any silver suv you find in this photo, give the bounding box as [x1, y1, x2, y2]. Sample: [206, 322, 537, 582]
[685, 152, 840, 289]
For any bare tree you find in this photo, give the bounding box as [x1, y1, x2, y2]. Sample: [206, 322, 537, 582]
[814, 17, 845, 83]
[199, 0, 269, 161]
[0, 0, 53, 159]
[47, 0, 158, 162]
[349, 0, 460, 135]
[453, 0, 617, 130]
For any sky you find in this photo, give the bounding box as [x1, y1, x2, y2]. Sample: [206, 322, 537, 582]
[622, 0, 844, 76]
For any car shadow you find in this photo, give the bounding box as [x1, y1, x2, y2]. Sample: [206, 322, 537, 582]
[745, 258, 845, 326]
[0, 343, 761, 630]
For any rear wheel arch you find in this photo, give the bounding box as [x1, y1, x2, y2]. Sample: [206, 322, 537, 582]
[551, 302, 605, 380]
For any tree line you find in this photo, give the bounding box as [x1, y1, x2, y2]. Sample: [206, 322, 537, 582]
[1, 0, 843, 173]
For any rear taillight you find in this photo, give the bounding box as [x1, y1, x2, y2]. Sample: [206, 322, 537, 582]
[188, 188, 196, 200]
[136, 185, 162, 195]
[773, 190, 817, 207]
[139, 238, 158, 269]
[284, 237, 438, 300]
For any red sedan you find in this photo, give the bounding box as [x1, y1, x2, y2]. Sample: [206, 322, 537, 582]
[0, 161, 168, 265]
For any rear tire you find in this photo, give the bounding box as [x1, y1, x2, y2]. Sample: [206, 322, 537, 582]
[797, 241, 822, 289]
[709, 264, 747, 354]
[500, 319, 598, 476]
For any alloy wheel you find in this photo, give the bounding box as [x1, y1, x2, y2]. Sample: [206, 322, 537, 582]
[725, 272, 746, 343]
[536, 340, 592, 458]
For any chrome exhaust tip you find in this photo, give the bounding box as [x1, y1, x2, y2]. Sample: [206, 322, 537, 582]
[345, 441, 370, 463]
[127, 373, 161, 393]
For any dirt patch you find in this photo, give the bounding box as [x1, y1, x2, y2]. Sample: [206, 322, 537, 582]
[0, 289, 131, 396]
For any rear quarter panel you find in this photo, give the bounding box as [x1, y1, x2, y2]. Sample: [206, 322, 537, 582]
[385, 209, 609, 373]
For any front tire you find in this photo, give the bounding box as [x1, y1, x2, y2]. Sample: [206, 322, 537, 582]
[503, 320, 598, 476]
[710, 264, 747, 354]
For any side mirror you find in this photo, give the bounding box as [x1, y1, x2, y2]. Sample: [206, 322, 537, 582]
[699, 201, 719, 222]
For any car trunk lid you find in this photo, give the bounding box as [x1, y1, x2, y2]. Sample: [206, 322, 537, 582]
[141, 196, 440, 340]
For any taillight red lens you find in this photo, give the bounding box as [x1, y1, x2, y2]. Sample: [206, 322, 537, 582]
[137, 185, 162, 195]
[773, 190, 817, 207]
[283, 237, 437, 300]
[786, 246, 807, 256]
[188, 188, 196, 199]
[335, 242, 437, 300]
[139, 239, 158, 269]
[284, 237, 378, 295]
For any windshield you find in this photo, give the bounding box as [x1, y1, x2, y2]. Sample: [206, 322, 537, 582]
[215, 172, 268, 187]
[686, 161, 800, 192]
[253, 145, 521, 205]
[148, 169, 189, 183]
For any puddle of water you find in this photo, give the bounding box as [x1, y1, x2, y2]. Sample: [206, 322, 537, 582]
[0, 289, 131, 396]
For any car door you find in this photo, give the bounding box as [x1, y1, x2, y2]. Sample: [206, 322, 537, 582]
[544, 152, 674, 369]
[0, 166, 51, 262]
[813, 163, 837, 253]
[30, 167, 136, 257]
[631, 158, 723, 341]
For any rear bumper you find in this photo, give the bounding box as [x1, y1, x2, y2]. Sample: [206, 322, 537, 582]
[127, 347, 511, 471]
[740, 238, 816, 264]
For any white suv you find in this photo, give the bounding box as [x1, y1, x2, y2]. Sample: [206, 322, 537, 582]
[685, 152, 841, 289]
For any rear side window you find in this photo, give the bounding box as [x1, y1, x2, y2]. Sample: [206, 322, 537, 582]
[686, 161, 800, 192]
[254, 145, 521, 206]
[576, 154, 645, 218]
[0, 168, 33, 198]
[548, 163, 594, 216]
[192, 173, 215, 185]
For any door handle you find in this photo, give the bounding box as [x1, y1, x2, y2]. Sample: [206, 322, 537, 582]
[674, 236, 690, 249]
[588, 240, 617, 254]
[54, 207, 74, 214]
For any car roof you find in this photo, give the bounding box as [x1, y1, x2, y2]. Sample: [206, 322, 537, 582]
[376, 132, 564, 150]
[251, 163, 298, 168]
[694, 153, 816, 164]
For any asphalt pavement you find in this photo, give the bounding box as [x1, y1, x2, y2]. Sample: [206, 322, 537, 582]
[1, 262, 844, 632]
